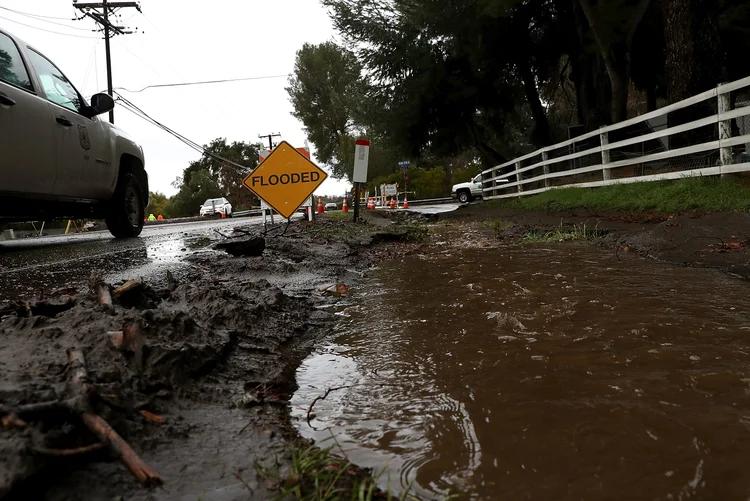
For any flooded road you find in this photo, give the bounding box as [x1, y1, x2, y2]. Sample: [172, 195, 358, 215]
[292, 233, 750, 500]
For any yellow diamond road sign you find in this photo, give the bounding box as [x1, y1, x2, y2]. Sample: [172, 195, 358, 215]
[242, 141, 328, 219]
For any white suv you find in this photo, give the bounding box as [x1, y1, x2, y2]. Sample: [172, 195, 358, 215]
[0, 28, 148, 238]
[200, 197, 232, 217]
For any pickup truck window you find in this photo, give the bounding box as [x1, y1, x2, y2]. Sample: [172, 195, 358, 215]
[25, 48, 83, 113]
[0, 33, 33, 91]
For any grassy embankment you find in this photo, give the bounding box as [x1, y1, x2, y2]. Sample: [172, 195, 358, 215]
[487, 177, 750, 213]
[487, 178, 750, 243]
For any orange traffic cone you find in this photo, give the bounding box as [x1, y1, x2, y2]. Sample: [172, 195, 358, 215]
[389, 198, 396, 209]
[342, 198, 349, 213]
[318, 197, 325, 214]
[403, 195, 409, 209]
[221, 211, 226, 219]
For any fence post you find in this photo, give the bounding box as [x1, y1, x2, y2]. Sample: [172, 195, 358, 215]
[515, 161, 523, 194]
[600, 130, 611, 181]
[718, 88, 732, 176]
[542, 150, 551, 188]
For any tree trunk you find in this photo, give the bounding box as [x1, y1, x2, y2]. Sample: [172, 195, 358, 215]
[570, 0, 612, 131]
[578, 0, 651, 124]
[646, 85, 657, 112]
[467, 122, 507, 168]
[517, 59, 554, 147]
[607, 57, 630, 123]
[662, 0, 724, 151]
[662, 0, 724, 103]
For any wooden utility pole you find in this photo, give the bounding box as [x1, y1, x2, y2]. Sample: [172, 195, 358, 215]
[258, 133, 281, 151]
[73, 1, 141, 124]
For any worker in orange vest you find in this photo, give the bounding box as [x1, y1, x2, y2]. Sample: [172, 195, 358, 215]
[157, 214, 164, 220]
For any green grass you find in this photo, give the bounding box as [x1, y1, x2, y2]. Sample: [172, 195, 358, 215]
[323, 212, 359, 223]
[520, 221, 608, 243]
[256, 441, 418, 501]
[486, 177, 750, 213]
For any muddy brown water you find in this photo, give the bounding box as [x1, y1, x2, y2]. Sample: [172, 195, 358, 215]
[292, 238, 750, 500]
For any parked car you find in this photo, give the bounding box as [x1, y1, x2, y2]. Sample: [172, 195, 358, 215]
[0, 28, 148, 238]
[325, 202, 338, 211]
[200, 197, 232, 217]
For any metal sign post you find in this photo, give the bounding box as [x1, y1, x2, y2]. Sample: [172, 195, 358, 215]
[353, 139, 370, 222]
[399, 161, 410, 206]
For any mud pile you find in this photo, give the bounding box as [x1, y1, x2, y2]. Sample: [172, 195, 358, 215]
[0, 216, 427, 500]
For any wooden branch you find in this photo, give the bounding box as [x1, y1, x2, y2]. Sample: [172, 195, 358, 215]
[32, 442, 105, 456]
[66, 349, 163, 488]
[1, 413, 27, 429]
[96, 283, 112, 307]
[1, 399, 77, 419]
[112, 280, 143, 298]
[80, 412, 163, 488]
[306, 385, 358, 426]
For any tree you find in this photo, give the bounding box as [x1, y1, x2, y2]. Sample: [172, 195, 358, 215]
[287, 42, 406, 182]
[577, 0, 652, 123]
[287, 42, 364, 174]
[185, 138, 260, 210]
[165, 169, 222, 218]
[311, 0, 739, 169]
[662, 0, 724, 104]
[147, 192, 169, 217]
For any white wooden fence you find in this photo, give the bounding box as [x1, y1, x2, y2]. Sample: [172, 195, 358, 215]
[481, 76, 750, 199]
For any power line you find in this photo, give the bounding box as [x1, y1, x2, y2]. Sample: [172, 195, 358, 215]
[0, 6, 94, 31]
[113, 39, 251, 133]
[0, 14, 100, 38]
[0, 6, 77, 21]
[121, 13, 253, 130]
[114, 92, 250, 174]
[114, 74, 289, 93]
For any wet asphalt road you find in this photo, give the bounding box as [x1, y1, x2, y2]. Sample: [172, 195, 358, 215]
[0, 204, 460, 301]
[0, 216, 261, 300]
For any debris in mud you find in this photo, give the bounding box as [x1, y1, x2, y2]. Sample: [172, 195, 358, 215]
[319, 283, 351, 297]
[0, 348, 163, 488]
[0, 297, 77, 319]
[214, 236, 266, 256]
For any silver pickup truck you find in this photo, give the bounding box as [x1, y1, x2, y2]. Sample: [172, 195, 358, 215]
[0, 27, 148, 238]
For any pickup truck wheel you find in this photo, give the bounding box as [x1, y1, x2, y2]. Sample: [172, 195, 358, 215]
[105, 173, 145, 238]
[458, 191, 471, 204]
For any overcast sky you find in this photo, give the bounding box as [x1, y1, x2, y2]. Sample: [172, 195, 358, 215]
[0, 0, 352, 197]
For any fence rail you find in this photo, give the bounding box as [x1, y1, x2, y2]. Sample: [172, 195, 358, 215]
[481, 75, 750, 199]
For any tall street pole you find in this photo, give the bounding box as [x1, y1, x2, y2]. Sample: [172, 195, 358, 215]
[103, 0, 114, 123]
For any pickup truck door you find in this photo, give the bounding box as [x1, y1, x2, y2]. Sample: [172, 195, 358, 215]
[24, 48, 113, 200]
[0, 31, 57, 196]
[473, 175, 483, 195]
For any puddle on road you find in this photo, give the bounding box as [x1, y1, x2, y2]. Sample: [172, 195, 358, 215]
[0, 234, 213, 299]
[292, 241, 750, 500]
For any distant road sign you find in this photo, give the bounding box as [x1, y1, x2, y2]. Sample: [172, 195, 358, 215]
[243, 140, 327, 219]
[383, 184, 398, 196]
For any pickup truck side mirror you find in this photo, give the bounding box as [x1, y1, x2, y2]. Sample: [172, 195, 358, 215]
[89, 93, 115, 117]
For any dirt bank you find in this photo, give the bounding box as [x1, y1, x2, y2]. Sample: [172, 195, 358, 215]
[437, 204, 750, 277]
[0, 212, 428, 501]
